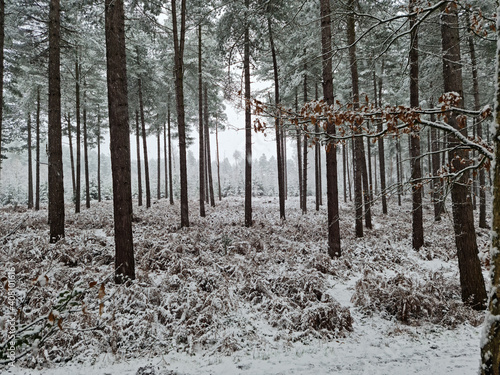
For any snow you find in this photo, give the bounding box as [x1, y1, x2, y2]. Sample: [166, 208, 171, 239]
[0, 196, 491, 374]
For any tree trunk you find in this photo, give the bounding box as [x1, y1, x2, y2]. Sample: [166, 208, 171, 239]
[480, 7, 500, 369]
[204, 84, 215, 207]
[0, 0, 4, 181]
[135, 110, 142, 206]
[83, 86, 90, 209]
[27, 114, 33, 209]
[409, 0, 423, 250]
[48, 0, 65, 242]
[244, 0, 252, 227]
[377, 61, 387, 214]
[163, 120, 168, 200]
[157, 125, 161, 200]
[216, 115, 222, 201]
[429, 92, 443, 221]
[172, 0, 189, 227]
[138, 69, 151, 208]
[168, 97, 174, 205]
[67, 114, 76, 201]
[75, 58, 81, 213]
[198, 25, 206, 217]
[35, 88, 41, 210]
[302, 59, 308, 214]
[105, 0, 135, 283]
[347, 1, 364, 237]
[97, 109, 101, 202]
[396, 137, 402, 206]
[440, 2, 486, 309]
[268, 16, 285, 219]
[343, 143, 347, 203]
[295, 89, 303, 209]
[320, 0, 341, 257]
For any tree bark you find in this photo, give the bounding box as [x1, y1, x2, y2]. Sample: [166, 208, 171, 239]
[167, 96, 174, 205]
[97, 109, 101, 202]
[157, 125, 161, 200]
[295, 89, 303, 209]
[204, 84, 215, 207]
[35, 88, 41, 210]
[137, 59, 151, 209]
[135, 110, 142, 206]
[198, 25, 206, 217]
[172, 0, 189, 227]
[48, 0, 65, 242]
[216, 115, 222, 201]
[105, 0, 135, 283]
[75, 58, 81, 213]
[302, 58, 308, 214]
[320, 0, 341, 257]
[83, 85, 90, 209]
[27, 114, 33, 209]
[268, 16, 285, 219]
[480, 7, 500, 370]
[67, 114, 76, 201]
[396, 137, 402, 206]
[0, 0, 4, 181]
[440, 2, 486, 309]
[409, 0, 423, 250]
[377, 60, 387, 214]
[163, 121, 168, 200]
[244, 0, 252, 227]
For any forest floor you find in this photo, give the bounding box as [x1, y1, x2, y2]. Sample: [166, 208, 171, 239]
[0, 195, 491, 374]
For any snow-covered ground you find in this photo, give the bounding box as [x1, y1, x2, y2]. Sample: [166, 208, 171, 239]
[1, 196, 490, 374]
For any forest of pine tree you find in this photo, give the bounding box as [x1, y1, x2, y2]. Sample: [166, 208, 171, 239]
[1, 0, 500, 373]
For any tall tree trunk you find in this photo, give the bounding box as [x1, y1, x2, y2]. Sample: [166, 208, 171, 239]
[172, 0, 189, 227]
[315, 81, 321, 211]
[467, 18, 487, 229]
[343, 143, 347, 203]
[27, 114, 33, 209]
[105, 0, 135, 283]
[48, 0, 65, 242]
[295, 89, 303, 209]
[137, 66, 151, 209]
[135, 110, 142, 206]
[320, 0, 341, 257]
[97, 109, 101, 202]
[67, 114, 76, 201]
[163, 121, 168, 200]
[167, 97, 174, 205]
[377, 61, 387, 214]
[157, 125, 161, 200]
[198, 25, 206, 217]
[440, 2, 486, 309]
[244, 0, 252, 227]
[216, 115, 222, 201]
[268, 16, 285, 219]
[480, 7, 500, 369]
[409, 0, 423, 250]
[302, 59, 308, 214]
[35, 88, 41, 210]
[396, 137, 402, 206]
[0, 0, 4, 181]
[315, 82, 322, 206]
[429, 92, 443, 221]
[83, 85, 90, 209]
[75, 58, 81, 213]
[204, 84, 215, 207]
[361, 140, 372, 229]
[347, 0, 364, 237]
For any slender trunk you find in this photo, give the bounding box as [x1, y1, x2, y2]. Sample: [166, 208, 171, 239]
[67, 114, 76, 200]
[302, 59, 308, 214]
[216, 115, 222, 201]
[163, 121, 168, 200]
[105, 0, 135, 283]
[204, 84, 215, 207]
[0, 0, 4, 181]
[138, 74, 151, 208]
[348, 0, 364, 236]
[35, 88, 41, 210]
[48, 0, 64, 242]
[440, 2, 486, 309]
[361, 139, 372, 229]
[83, 85, 90, 208]
[321, 0, 341, 257]
[296, 89, 303, 208]
[27, 114, 33, 209]
[75, 58, 81, 213]
[198, 25, 205, 217]
[172, 0, 189, 226]
[396, 137, 402, 206]
[135, 110, 142, 206]
[244, 0, 252, 227]
[409, 0, 423, 250]
[480, 6, 500, 369]
[97, 109, 101, 202]
[167, 97, 174, 205]
[316, 82, 322, 206]
[157, 125, 161, 200]
[377, 61, 387, 214]
[268, 17, 285, 219]
[343, 143, 347, 203]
